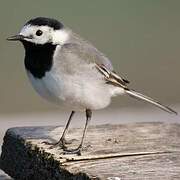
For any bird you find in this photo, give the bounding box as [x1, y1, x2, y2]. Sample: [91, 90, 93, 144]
[7, 17, 177, 155]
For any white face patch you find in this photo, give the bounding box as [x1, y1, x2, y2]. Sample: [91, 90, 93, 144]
[51, 29, 69, 45]
[20, 25, 52, 44]
[19, 25, 69, 45]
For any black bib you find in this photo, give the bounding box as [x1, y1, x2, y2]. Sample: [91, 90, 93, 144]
[23, 41, 56, 78]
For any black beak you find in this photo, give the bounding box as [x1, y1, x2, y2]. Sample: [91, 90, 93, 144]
[7, 35, 25, 41]
[6, 34, 32, 41]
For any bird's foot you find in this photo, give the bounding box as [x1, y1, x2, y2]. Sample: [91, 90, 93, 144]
[43, 140, 82, 155]
[62, 145, 82, 156]
[43, 138, 67, 149]
[42, 138, 77, 149]
[62, 144, 92, 156]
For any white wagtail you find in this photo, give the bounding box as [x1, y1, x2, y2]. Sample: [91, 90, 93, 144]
[7, 17, 177, 155]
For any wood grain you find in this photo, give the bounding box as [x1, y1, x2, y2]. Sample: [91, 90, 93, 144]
[0, 122, 180, 179]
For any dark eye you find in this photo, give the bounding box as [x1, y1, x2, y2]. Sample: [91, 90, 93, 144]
[36, 30, 43, 36]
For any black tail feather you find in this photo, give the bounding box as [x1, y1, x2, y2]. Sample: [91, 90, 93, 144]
[125, 89, 177, 115]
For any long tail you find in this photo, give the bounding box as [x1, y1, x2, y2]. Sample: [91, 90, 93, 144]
[125, 89, 177, 115]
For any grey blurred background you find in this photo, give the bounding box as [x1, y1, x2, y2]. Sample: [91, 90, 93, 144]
[0, 1, 179, 178]
[0, 0, 179, 114]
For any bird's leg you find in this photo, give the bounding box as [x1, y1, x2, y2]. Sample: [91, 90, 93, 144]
[43, 111, 75, 148]
[57, 111, 75, 147]
[63, 109, 92, 155]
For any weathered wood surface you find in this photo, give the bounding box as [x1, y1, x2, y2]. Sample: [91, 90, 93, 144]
[0, 122, 180, 180]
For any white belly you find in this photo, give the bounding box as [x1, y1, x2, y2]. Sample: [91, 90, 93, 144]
[27, 71, 63, 104]
[26, 66, 124, 111]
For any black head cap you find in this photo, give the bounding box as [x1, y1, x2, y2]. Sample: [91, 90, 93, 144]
[25, 17, 64, 30]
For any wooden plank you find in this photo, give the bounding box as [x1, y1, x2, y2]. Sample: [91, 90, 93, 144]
[0, 122, 180, 179]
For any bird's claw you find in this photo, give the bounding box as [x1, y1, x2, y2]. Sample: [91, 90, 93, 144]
[42, 138, 68, 149]
[62, 146, 82, 156]
[42, 139, 83, 155]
